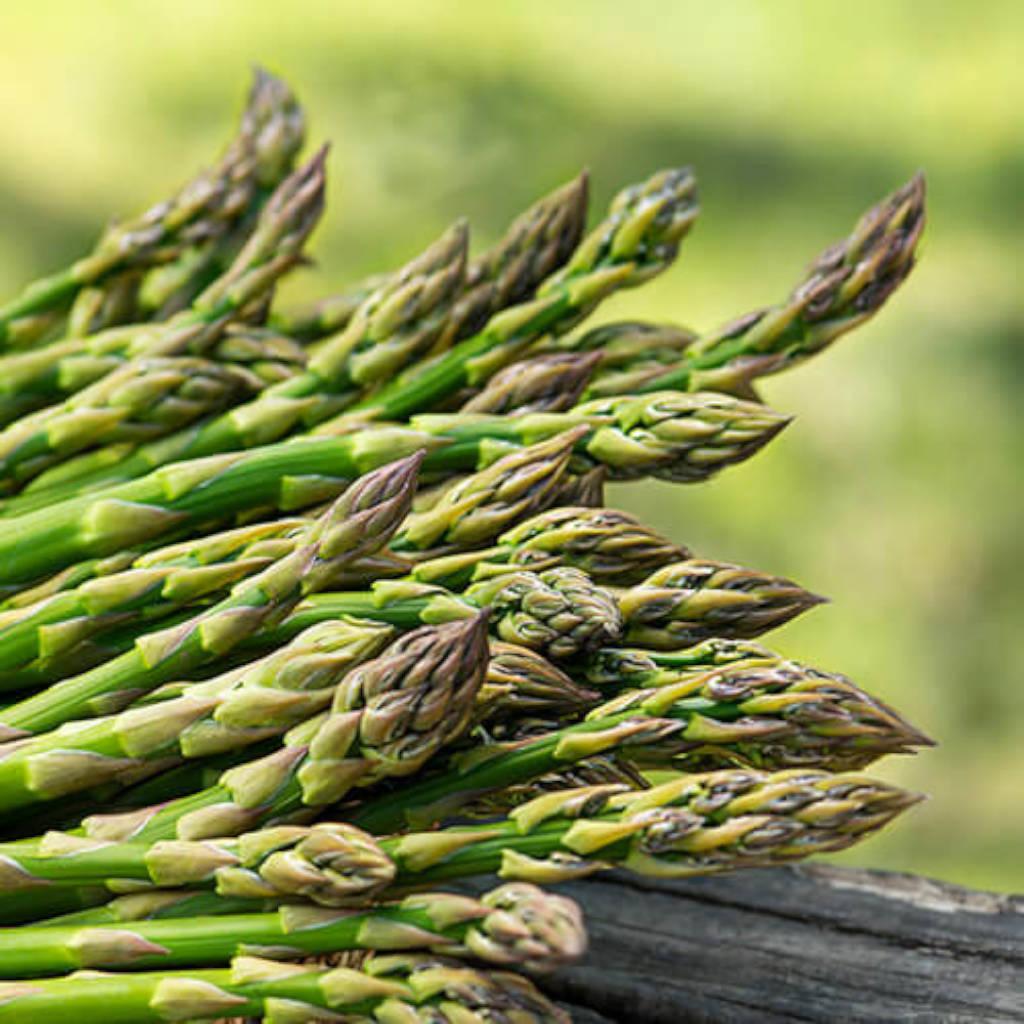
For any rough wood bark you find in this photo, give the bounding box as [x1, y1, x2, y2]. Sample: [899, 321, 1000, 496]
[536, 865, 1024, 1023]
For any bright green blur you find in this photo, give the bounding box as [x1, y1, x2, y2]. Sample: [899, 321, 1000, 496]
[0, 1, 1019, 892]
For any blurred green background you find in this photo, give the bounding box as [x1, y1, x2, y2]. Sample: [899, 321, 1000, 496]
[0, 1, 1019, 891]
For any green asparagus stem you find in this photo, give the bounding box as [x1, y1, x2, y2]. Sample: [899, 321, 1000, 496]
[460, 352, 601, 415]
[0, 871, 586, 976]
[594, 174, 926, 400]
[11, 222, 467, 495]
[58, 615, 490, 845]
[350, 659, 929, 833]
[267, 169, 588, 352]
[618, 559, 826, 649]
[0, 148, 326, 423]
[0, 357, 261, 493]
[0, 951, 570, 1023]
[0, 619, 397, 811]
[0, 518, 319, 688]
[384, 769, 922, 887]
[0, 454, 421, 737]
[396, 390, 791, 484]
[1, 766, 921, 906]
[0, 68, 305, 349]
[0, 390, 786, 587]
[338, 167, 700, 423]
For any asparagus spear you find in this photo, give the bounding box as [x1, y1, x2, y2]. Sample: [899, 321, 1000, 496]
[0, 882, 584, 977]
[350, 659, 930, 833]
[0, 619, 397, 811]
[460, 352, 601, 415]
[0, 357, 261, 493]
[12, 222, 468, 494]
[55, 614, 490, 846]
[1, 767, 921, 901]
[0, 517, 321, 687]
[618, 559, 826, 648]
[0, 147, 326, 424]
[590, 174, 926, 400]
[336, 167, 700, 423]
[0, 952, 571, 1023]
[0, 432, 583, 685]
[0, 326, 310, 515]
[281, 170, 593, 359]
[269, 273, 391, 341]
[409, 505, 687, 588]
[0, 390, 787, 587]
[400, 390, 790, 484]
[435, 170, 591, 352]
[392, 429, 585, 552]
[0, 454, 421, 737]
[0, 68, 305, 350]
[255, 567, 623, 666]
[476, 642, 599, 724]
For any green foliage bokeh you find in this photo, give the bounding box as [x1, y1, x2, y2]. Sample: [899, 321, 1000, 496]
[0, 1, 1019, 891]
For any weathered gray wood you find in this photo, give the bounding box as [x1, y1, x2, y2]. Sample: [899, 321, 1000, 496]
[534, 866, 1024, 1023]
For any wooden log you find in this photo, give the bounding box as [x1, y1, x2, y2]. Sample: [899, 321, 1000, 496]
[535, 865, 1024, 1023]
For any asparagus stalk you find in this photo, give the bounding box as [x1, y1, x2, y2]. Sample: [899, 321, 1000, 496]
[55, 615, 490, 846]
[268, 169, 589, 353]
[0, 390, 787, 587]
[15, 175, 589, 503]
[435, 170, 591, 352]
[0, 880, 585, 978]
[392, 429, 585, 552]
[269, 272, 391, 340]
[0, 454, 421, 737]
[0, 326, 310, 515]
[409, 505, 687, 588]
[0, 148, 326, 424]
[0, 68, 305, 350]
[618, 559, 826, 648]
[0, 952, 571, 1023]
[350, 659, 930, 833]
[253, 566, 624, 666]
[0, 619, 397, 811]
[591, 174, 926, 400]
[0, 518, 319, 688]
[550, 321, 700, 397]
[0, 357, 261, 493]
[1, 766, 921, 902]
[10, 222, 467, 496]
[336, 167, 700, 423]
[399, 390, 791, 484]
[0, 431, 584, 685]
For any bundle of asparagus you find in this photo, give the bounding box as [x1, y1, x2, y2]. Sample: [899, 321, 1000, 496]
[0, 69, 928, 1022]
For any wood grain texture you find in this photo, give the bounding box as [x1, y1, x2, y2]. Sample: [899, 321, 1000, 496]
[532, 866, 1024, 1023]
